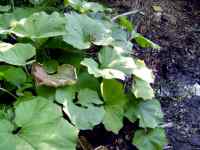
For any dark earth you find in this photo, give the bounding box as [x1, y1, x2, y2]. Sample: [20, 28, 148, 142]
[79, 0, 200, 150]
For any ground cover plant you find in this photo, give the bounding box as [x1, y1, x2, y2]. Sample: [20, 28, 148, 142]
[0, 0, 167, 149]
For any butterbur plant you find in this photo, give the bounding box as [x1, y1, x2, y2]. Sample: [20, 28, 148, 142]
[0, 0, 167, 149]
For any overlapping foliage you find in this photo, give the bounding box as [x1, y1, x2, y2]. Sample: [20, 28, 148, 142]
[0, 0, 167, 149]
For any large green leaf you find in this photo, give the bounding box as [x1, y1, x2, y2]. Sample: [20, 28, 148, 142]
[101, 79, 128, 133]
[11, 12, 66, 39]
[125, 99, 163, 128]
[56, 87, 105, 130]
[133, 128, 167, 150]
[63, 13, 113, 49]
[132, 78, 154, 100]
[0, 97, 78, 150]
[3, 67, 27, 86]
[0, 42, 36, 66]
[81, 47, 136, 80]
[0, 8, 39, 33]
[76, 72, 100, 91]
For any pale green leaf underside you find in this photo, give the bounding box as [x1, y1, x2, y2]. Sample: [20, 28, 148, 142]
[63, 13, 113, 49]
[81, 58, 126, 80]
[133, 128, 167, 150]
[132, 78, 154, 100]
[0, 97, 78, 150]
[0, 42, 36, 66]
[99, 47, 136, 75]
[81, 47, 136, 80]
[11, 12, 66, 38]
[133, 59, 154, 83]
[111, 26, 133, 55]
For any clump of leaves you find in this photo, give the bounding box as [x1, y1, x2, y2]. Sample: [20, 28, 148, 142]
[0, 0, 167, 150]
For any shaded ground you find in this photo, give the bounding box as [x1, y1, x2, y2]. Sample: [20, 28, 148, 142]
[133, 1, 200, 149]
[79, 0, 200, 149]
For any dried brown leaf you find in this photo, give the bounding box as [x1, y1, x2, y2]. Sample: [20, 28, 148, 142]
[32, 63, 77, 87]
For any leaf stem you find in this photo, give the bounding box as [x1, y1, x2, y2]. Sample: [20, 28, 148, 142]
[10, 0, 15, 12]
[78, 136, 93, 150]
[111, 10, 143, 22]
[0, 87, 17, 99]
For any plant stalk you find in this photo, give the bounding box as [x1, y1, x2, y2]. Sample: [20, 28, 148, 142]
[0, 87, 17, 99]
[10, 0, 14, 12]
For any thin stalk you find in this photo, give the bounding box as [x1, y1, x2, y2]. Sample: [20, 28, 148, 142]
[0, 87, 17, 99]
[10, 0, 14, 12]
[111, 10, 143, 22]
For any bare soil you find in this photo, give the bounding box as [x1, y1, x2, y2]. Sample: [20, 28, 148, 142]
[79, 0, 200, 149]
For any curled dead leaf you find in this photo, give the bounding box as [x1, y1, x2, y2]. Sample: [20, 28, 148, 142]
[32, 63, 77, 87]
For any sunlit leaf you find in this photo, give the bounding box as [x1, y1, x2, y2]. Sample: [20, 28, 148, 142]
[81, 47, 136, 80]
[63, 13, 113, 49]
[65, 0, 105, 13]
[133, 59, 154, 83]
[0, 42, 36, 66]
[132, 78, 154, 100]
[0, 8, 39, 33]
[11, 12, 66, 39]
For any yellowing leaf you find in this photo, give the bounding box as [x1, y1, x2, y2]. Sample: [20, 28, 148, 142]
[152, 5, 163, 12]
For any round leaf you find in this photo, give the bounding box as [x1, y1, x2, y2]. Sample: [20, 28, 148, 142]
[0, 43, 36, 66]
